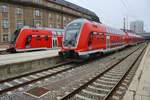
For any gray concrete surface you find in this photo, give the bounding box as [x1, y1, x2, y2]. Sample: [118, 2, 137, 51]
[0, 48, 6, 51]
[0, 50, 61, 80]
[0, 50, 58, 66]
[123, 43, 150, 100]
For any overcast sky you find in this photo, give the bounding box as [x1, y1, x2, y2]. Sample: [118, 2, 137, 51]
[66, 0, 150, 32]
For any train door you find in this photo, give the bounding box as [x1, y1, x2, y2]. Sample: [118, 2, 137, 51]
[52, 31, 58, 48]
[56, 31, 62, 47]
[52, 37, 58, 48]
[106, 33, 110, 49]
[88, 32, 94, 50]
[25, 35, 32, 49]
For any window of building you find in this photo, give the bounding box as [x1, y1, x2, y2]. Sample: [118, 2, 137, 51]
[16, 20, 24, 29]
[3, 34, 9, 42]
[1, 12, 8, 18]
[3, 29, 8, 33]
[34, 20, 42, 27]
[57, 24, 60, 28]
[34, 0, 40, 3]
[49, 13, 52, 19]
[49, 24, 52, 28]
[1, 5, 8, 13]
[56, 15, 59, 19]
[63, 17, 66, 21]
[16, 7, 23, 15]
[34, 9, 40, 17]
[68, 18, 71, 21]
[35, 23, 40, 27]
[2, 19, 9, 29]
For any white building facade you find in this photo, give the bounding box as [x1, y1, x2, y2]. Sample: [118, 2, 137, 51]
[130, 21, 144, 33]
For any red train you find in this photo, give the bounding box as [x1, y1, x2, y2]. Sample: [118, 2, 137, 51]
[7, 26, 64, 52]
[59, 19, 144, 58]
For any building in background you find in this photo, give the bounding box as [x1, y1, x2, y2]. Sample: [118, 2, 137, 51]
[0, 0, 99, 43]
[130, 21, 144, 34]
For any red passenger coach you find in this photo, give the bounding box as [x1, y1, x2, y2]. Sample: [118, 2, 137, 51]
[7, 27, 64, 52]
[59, 19, 144, 59]
[125, 32, 144, 45]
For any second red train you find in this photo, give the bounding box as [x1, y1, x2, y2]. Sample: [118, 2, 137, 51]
[59, 19, 144, 58]
[7, 27, 64, 52]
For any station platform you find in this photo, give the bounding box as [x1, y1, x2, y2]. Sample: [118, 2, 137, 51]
[0, 48, 6, 51]
[123, 43, 150, 100]
[0, 50, 58, 66]
[0, 43, 8, 49]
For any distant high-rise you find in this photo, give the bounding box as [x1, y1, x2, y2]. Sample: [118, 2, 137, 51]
[130, 21, 144, 33]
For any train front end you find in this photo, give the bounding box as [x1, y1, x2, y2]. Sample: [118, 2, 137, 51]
[7, 29, 21, 52]
[59, 19, 86, 59]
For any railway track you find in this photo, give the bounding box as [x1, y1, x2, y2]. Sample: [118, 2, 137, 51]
[0, 55, 111, 95]
[59, 44, 147, 100]
[0, 61, 74, 95]
[0, 50, 9, 55]
[0, 52, 119, 95]
[0, 44, 144, 96]
[106, 46, 145, 100]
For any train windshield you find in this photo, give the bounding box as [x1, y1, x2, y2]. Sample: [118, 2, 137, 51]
[10, 29, 21, 44]
[64, 22, 82, 47]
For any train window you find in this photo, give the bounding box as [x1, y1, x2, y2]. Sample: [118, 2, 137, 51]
[53, 38, 57, 47]
[10, 29, 21, 44]
[88, 32, 94, 46]
[106, 32, 110, 35]
[62, 32, 64, 35]
[95, 32, 99, 39]
[91, 32, 94, 38]
[57, 31, 62, 35]
[99, 33, 103, 35]
[97, 32, 99, 35]
[45, 36, 49, 41]
[52, 31, 57, 37]
[25, 35, 32, 47]
[36, 35, 41, 41]
[61, 32, 63, 35]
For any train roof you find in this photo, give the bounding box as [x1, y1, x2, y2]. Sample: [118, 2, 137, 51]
[47, 0, 98, 17]
[68, 19, 125, 35]
[105, 26, 125, 35]
[127, 32, 143, 38]
[19, 26, 64, 32]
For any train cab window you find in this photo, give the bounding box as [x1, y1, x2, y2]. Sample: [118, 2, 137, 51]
[45, 36, 49, 41]
[36, 35, 41, 41]
[64, 22, 82, 47]
[10, 29, 21, 44]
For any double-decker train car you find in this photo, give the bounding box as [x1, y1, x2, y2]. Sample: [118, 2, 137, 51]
[7, 26, 64, 52]
[59, 19, 144, 59]
[125, 32, 144, 45]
